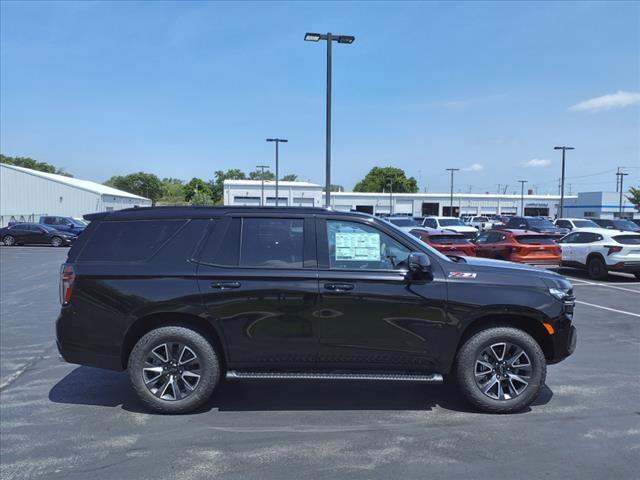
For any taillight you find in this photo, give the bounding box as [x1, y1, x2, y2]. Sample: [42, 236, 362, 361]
[60, 264, 76, 305]
[606, 246, 623, 256]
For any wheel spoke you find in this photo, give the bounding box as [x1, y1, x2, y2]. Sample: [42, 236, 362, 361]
[475, 341, 532, 401]
[178, 345, 197, 366]
[490, 343, 507, 361]
[143, 366, 164, 384]
[143, 341, 201, 402]
[151, 344, 169, 363]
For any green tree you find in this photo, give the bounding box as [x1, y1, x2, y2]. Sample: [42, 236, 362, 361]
[209, 169, 247, 204]
[353, 167, 418, 193]
[184, 178, 213, 202]
[281, 174, 298, 181]
[627, 186, 640, 212]
[190, 190, 214, 205]
[159, 178, 186, 204]
[249, 169, 275, 181]
[1, 154, 73, 176]
[104, 172, 164, 202]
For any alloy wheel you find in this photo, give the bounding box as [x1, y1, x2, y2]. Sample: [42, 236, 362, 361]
[51, 237, 62, 247]
[142, 342, 202, 401]
[474, 342, 532, 401]
[3, 235, 15, 246]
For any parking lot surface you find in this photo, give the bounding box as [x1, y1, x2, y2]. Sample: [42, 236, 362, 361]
[1, 246, 639, 480]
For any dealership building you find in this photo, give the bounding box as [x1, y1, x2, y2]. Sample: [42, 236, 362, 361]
[0, 163, 152, 227]
[223, 179, 638, 219]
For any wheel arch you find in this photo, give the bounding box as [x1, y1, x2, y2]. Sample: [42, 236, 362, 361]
[456, 313, 554, 362]
[121, 312, 227, 370]
[586, 251, 606, 265]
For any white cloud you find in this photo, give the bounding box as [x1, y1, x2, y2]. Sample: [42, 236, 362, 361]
[569, 91, 640, 112]
[523, 159, 552, 168]
[463, 163, 484, 171]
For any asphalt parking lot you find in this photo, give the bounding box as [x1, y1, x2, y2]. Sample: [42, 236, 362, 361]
[1, 246, 639, 480]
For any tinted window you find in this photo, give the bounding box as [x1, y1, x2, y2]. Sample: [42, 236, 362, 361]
[506, 217, 524, 228]
[555, 220, 570, 228]
[560, 232, 581, 244]
[423, 218, 437, 228]
[42, 217, 55, 224]
[573, 220, 598, 228]
[613, 235, 640, 245]
[80, 220, 186, 261]
[516, 235, 556, 245]
[430, 235, 470, 245]
[439, 219, 465, 227]
[475, 233, 491, 244]
[240, 218, 304, 268]
[526, 217, 555, 227]
[327, 220, 410, 271]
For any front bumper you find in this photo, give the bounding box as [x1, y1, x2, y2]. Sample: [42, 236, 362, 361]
[548, 324, 577, 364]
[609, 260, 640, 273]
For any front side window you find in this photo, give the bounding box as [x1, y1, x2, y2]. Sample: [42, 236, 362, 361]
[326, 220, 410, 271]
[475, 233, 490, 244]
[240, 218, 304, 268]
[423, 218, 437, 228]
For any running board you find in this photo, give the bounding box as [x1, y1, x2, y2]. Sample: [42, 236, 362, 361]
[225, 370, 443, 383]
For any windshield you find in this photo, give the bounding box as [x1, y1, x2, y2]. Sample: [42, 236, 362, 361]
[516, 235, 556, 245]
[613, 235, 640, 245]
[439, 219, 466, 227]
[389, 218, 419, 227]
[526, 217, 555, 227]
[71, 218, 88, 226]
[384, 221, 452, 263]
[573, 220, 598, 228]
[430, 235, 471, 245]
[613, 220, 639, 230]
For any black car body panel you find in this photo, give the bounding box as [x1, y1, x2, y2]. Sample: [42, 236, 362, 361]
[56, 207, 576, 375]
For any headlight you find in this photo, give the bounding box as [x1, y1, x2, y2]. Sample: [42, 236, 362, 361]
[549, 288, 568, 300]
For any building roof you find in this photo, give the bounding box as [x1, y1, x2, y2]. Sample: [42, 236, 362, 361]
[1, 164, 149, 200]
[224, 179, 320, 188]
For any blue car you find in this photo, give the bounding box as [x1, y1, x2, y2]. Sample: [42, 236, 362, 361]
[39, 216, 87, 235]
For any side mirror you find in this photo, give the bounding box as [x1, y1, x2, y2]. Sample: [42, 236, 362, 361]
[407, 252, 433, 281]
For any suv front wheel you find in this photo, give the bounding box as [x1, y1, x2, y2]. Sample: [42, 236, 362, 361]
[128, 326, 220, 414]
[455, 327, 546, 414]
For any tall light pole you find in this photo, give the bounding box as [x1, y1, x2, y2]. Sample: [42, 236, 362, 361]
[387, 179, 394, 215]
[266, 138, 288, 207]
[554, 146, 574, 218]
[518, 180, 527, 216]
[445, 168, 460, 216]
[304, 32, 355, 207]
[616, 170, 629, 217]
[256, 165, 270, 207]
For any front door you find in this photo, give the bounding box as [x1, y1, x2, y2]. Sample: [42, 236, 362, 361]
[315, 217, 448, 371]
[197, 216, 321, 369]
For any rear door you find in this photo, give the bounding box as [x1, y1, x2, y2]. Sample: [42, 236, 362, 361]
[558, 232, 581, 264]
[315, 216, 448, 370]
[197, 215, 321, 369]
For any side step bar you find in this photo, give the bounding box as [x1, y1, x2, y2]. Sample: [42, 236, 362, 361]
[226, 370, 443, 383]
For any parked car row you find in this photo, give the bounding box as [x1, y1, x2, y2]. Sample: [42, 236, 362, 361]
[0, 223, 77, 246]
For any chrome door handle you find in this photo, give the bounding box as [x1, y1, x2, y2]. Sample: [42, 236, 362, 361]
[324, 283, 354, 292]
[211, 281, 241, 290]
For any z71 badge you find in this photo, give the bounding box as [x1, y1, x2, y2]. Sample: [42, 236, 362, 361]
[448, 272, 477, 279]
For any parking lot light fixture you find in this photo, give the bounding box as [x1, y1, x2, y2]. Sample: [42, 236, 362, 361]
[445, 168, 460, 216]
[554, 146, 574, 218]
[256, 165, 270, 207]
[304, 31, 355, 207]
[518, 180, 528, 216]
[266, 138, 288, 207]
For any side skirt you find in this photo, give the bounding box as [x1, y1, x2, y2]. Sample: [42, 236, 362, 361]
[226, 370, 443, 383]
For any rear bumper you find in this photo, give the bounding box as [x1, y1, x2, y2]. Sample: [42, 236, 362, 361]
[512, 256, 561, 269]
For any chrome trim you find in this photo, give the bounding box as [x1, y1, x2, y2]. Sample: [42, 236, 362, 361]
[225, 370, 443, 383]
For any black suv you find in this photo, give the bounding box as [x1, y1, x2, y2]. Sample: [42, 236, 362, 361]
[56, 207, 577, 414]
[504, 216, 569, 238]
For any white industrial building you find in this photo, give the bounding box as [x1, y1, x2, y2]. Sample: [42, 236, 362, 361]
[0, 164, 152, 227]
[223, 179, 575, 217]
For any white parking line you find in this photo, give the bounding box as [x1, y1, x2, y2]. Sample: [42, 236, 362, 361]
[569, 278, 640, 294]
[575, 300, 640, 318]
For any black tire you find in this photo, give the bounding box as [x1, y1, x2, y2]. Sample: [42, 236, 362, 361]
[128, 325, 220, 414]
[634, 273, 640, 280]
[51, 236, 63, 247]
[455, 327, 546, 414]
[587, 256, 608, 280]
[3, 235, 15, 246]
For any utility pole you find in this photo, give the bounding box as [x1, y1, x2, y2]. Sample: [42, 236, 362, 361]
[518, 180, 527, 216]
[387, 179, 394, 215]
[445, 168, 460, 216]
[266, 138, 288, 207]
[554, 146, 574, 218]
[304, 32, 355, 207]
[616, 167, 620, 192]
[256, 165, 270, 207]
[616, 170, 629, 217]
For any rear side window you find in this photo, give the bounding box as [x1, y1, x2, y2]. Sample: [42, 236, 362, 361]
[516, 235, 556, 245]
[79, 220, 186, 261]
[430, 235, 469, 245]
[613, 235, 640, 245]
[240, 218, 304, 268]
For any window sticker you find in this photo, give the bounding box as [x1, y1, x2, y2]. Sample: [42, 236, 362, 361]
[335, 232, 381, 261]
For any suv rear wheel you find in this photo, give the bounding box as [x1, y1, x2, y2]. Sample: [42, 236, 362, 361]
[128, 326, 220, 414]
[455, 327, 546, 413]
[587, 256, 608, 280]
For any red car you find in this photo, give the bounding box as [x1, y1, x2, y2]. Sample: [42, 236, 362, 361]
[409, 228, 477, 256]
[474, 229, 561, 268]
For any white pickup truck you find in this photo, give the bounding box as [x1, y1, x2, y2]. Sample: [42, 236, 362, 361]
[467, 216, 495, 231]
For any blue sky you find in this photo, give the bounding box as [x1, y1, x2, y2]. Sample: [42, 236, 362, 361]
[1, 1, 638, 193]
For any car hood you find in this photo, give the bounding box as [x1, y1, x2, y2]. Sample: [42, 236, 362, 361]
[460, 256, 568, 285]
